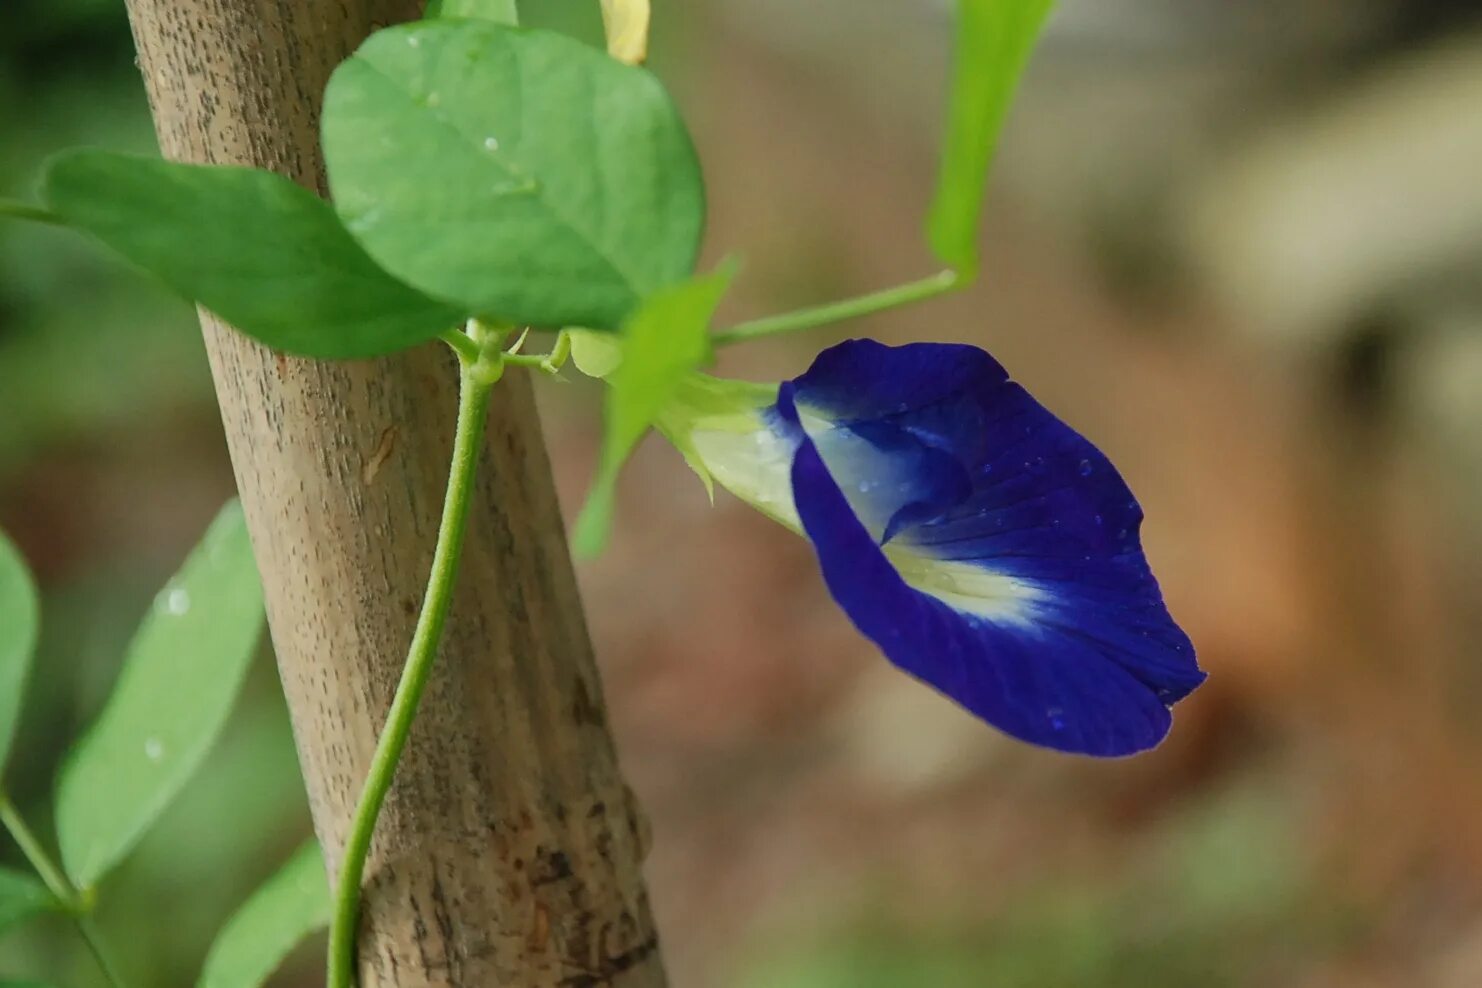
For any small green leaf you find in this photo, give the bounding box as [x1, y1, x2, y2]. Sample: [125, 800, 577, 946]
[0, 868, 56, 937]
[197, 842, 329, 988]
[428, 0, 519, 22]
[573, 265, 734, 555]
[323, 21, 705, 331]
[0, 531, 39, 772]
[55, 500, 264, 889]
[567, 329, 623, 379]
[926, 0, 1056, 277]
[44, 151, 465, 359]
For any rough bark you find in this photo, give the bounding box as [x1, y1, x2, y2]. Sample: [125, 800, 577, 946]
[119, 2, 665, 985]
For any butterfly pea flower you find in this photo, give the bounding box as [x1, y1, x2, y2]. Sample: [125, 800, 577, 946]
[660, 339, 1204, 757]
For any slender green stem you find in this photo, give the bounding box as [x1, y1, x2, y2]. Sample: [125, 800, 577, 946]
[77, 916, 131, 988]
[542, 329, 572, 373]
[326, 356, 495, 988]
[0, 793, 73, 906]
[438, 327, 480, 364]
[0, 793, 130, 988]
[712, 269, 961, 346]
[502, 351, 565, 375]
[0, 199, 64, 226]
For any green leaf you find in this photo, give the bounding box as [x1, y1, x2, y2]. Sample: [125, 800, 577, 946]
[572, 265, 733, 555]
[55, 500, 264, 889]
[427, 0, 519, 23]
[0, 531, 39, 772]
[323, 21, 705, 331]
[926, 0, 1056, 277]
[43, 151, 465, 359]
[197, 842, 329, 988]
[0, 868, 56, 936]
[567, 328, 623, 379]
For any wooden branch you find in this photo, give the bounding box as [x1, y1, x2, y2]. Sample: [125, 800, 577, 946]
[119, 2, 666, 984]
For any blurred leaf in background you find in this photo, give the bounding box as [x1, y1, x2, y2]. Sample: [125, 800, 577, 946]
[0, 870, 52, 939]
[197, 841, 328, 988]
[55, 501, 264, 889]
[0, 532, 39, 771]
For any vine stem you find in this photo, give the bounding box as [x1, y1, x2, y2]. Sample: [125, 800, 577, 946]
[326, 345, 498, 988]
[711, 269, 960, 345]
[0, 199, 64, 226]
[0, 792, 131, 988]
[77, 916, 131, 988]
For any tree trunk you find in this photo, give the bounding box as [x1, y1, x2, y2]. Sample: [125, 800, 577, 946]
[119, 2, 666, 985]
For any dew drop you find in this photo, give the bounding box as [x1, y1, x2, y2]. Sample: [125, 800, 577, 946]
[162, 587, 191, 616]
[1047, 706, 1065, 730]
[144, 738, 164, 762]
[1078, 459, 1093, 477]
[483, 137, 500, 151]
[408, 35, 421, 47]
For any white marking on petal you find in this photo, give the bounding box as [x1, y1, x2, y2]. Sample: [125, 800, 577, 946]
[687, 415, 802, 531]
[885, 549, 1043, 626]
[810, 425, 925, 541]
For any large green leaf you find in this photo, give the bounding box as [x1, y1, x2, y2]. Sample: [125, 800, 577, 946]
[323, 21, 704, 331]
[0, 868, 55, 937]
[926, 0, 1056, 277]
[44, 151, 465, 359]
[572, 265, 733, 555]
[197, 841, 329, 988]
[426, 0, 519, 22]
[0, 531, 39, 772]
[55, 500, 264, 889]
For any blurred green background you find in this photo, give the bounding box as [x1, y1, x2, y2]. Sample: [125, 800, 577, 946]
[5, 0, 1482, 985]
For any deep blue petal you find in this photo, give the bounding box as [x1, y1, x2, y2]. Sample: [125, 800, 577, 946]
[775, 340, 1203, 756]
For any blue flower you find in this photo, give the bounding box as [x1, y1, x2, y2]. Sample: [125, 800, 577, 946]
[664, 338, 1204, 757]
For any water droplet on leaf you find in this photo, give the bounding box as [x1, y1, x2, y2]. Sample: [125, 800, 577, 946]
[162, 587, 190, 616]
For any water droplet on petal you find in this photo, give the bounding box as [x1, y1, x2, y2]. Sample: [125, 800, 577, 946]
[1047, 706, 1065, 730]
[144, 738, 164, 761]
[483, 137, 500, 151]
[162, 588, 190, 616]
[1078, 459, 1093, 477]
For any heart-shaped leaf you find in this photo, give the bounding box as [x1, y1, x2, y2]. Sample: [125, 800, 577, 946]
[45, 151, 465, 359]
[323, 21, 704, 331]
